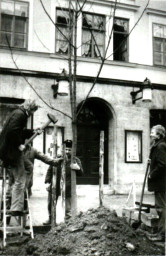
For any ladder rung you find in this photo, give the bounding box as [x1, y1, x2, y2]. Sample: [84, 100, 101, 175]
[0, 226, 25, 231]
[0, 166, 34, 245]
[0, 210, 29, 215]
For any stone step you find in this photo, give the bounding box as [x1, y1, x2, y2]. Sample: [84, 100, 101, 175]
[122, 207, 159, 228]
[141, 212, 159, 227]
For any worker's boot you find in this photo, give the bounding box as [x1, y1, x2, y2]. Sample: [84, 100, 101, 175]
[43, 216, 51, 225]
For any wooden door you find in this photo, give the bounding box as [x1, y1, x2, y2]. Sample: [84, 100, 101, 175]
[77, 125, 100, 184]
[77, 103, 109, 185]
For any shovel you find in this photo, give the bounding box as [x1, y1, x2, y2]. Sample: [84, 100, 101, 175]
[131, 159, 151, 229]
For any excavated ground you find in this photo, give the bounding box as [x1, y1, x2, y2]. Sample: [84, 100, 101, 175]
[1, 207, 165, 256]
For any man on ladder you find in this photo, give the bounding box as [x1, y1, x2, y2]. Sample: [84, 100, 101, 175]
[0, 99, 39, 216]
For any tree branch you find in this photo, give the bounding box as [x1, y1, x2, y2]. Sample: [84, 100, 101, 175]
[77, 0, 150, 116]
[76, 0, 118, 117]
[5, 35, 72, 119]
[34, 29, 50, 52]
[39, 0, 76, 49]
[105, 0, 150, 60]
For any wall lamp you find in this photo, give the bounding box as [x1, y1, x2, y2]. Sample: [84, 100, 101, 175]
[130, 78, 153, 104]
[51, 70, 69, 98]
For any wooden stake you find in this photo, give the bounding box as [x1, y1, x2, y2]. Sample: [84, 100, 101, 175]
[51, 126, 57, 227]
[61, 143, 66, 221]
[99, 131, 104, 206]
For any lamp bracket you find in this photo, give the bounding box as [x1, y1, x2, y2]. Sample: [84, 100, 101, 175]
[130, 88, 142, 104]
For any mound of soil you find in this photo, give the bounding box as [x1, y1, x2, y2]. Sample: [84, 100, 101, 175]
[1, 207, 165, 256]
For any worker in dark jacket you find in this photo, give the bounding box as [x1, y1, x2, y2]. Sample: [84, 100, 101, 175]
[43, 140, 83, 225]
[147, 125, 166, 242]
[7, 142, 63, 198]
[0, 99, 39, 216]
[43, 165, 60, 225]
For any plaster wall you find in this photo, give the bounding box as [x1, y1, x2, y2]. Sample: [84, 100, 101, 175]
[0, 74, 73, 194]
[76, 80, 166, 193]
[1, 50, 166, 85]
[0, 71, 166, 194]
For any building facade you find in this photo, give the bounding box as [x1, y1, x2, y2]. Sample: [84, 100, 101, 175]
[0, 0, 166, 194]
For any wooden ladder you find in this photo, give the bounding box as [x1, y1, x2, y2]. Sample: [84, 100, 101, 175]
[0, 166, 34, 247]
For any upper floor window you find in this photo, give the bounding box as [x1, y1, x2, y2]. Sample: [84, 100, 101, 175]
[0, 0, 29, 49]
[153, 24, 166, 67]
[113, 18, 129, 62]
[55, 9, 73, 55]
[82, 13, 105, 58]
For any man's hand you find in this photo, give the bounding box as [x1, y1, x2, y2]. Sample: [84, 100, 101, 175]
[18, 144, 26, 151]
[57, 157, 63, 163]
[70, 162, 80, 170]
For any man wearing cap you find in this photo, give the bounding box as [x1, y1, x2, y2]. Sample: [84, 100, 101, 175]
[64, 140, 83, 217]
[43, 139, 83, 225]
[147, 125, 166, 242]
[0, 99, 39, 215]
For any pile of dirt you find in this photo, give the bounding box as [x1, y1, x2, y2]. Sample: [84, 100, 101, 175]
[2, 207, 165, 256]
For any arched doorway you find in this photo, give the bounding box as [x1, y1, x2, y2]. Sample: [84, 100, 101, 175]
[76, 98, 114, 185]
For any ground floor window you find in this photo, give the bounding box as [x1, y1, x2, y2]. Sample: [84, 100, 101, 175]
[150, 109, 166, 129]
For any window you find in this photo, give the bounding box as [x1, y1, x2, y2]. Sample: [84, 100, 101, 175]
[0, 0, 29, 49]
[150, 109, 166, 130]
[55, 9, 73, 55]
[113, 18, 129, 61]
[82, 13, 105, 58]
[153, 24, 166, 66]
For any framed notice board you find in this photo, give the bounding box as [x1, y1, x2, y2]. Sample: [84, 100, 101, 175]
[125, 130, 142, 163]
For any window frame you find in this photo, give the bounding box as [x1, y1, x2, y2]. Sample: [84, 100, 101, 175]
[0, 0, 29, 50]
[153, 22, 166, 67]
[55, 7, 74, 55]
[113, 17, 129, 62]
[81, 11, 105, 58]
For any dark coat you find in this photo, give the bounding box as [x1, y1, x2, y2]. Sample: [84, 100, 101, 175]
[24, 146, 62, 174]
[45, 165, 61, 196]
[148, 139, 166, 192]
[45, 157, 83, 198]
[0, 107, 29, 166]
